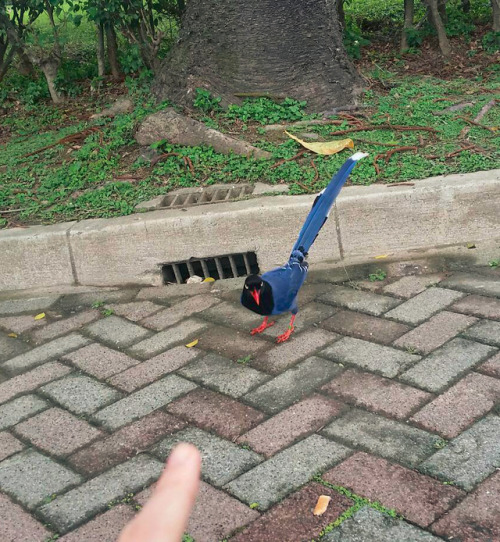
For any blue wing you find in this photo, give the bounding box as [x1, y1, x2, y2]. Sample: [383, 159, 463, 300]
[292, 152, 368, 255]
[262, 255, 308, 315]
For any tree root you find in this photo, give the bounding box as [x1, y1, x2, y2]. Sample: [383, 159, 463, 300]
[22, 127, 101, 158]
[331, 124, 438, 136]
[269, 150, 306, 169]
[151, 152, 195, 174]
[373, 146, 418, 175]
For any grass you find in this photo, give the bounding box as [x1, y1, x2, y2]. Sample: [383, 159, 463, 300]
[1, 1, 499, 228]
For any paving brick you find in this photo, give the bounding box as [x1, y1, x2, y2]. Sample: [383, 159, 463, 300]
[441, 271, 500, 297]
[69, 411, 186, 475]
[85, 315, 151, 347]
[261, 302, 338, 337]
[0, 361, 72, 404]
[0, 449, 81, 509]
[324, 506, 443, 542]
[182, 481, 259, 542]
[394, 311, 478, 354]
[322, 369, 432, 420]
[129, 318, 209, 359]
[196, 325, 271, 361]
[63, 343, 140, 379]
[464, 319, 500, 347]
[14, 407, 102, 456]
[1, 333, 90, 375]
[0, 492, 50, 542]
[30, 310, 101, 343]
[141, 294, 220, 330]
[167, 388, 265, 440]
[59, 504, 135, 542]
[324, 452, 464, 527]
[94, 375, 196, 430]
[385, 287, 464, 325]
[321, 309, 410, 345]
[179, 353, 268, 398]
[410, 373, 500, 438]
[321, 337, 420, 378]
[41, 374, 122, 415]
[0, 395, 47, 430]
[252, 328, 338, 375]
[399, 337, 497, 392]
[0, 313, 47, 334]
[419, 415, 500, 490]
[382, 273, 446, 298]
[198, 300, 263, 329]
[152, 427, 261, 486]
[58, 289, 138, 310]
[108, 345, 200, 392]
[432, 470, 500, 542]
[323, 409, 440, 468]
[238, 394, 343, 457]
[294, 282, 333, 305]
[478, 351, 500, 378]
[0, 432, 23, 461]
[107, 300, 163, 322]
[231, 481, 352, 542]
[319, 285, 401, 315]
[0, 295, 59, 316]
[451, 294, 500, 320]
[244, 356, 342, 414]
[0, 331, 30, 362]
[39, 455, 162, 533]
[225, 435, 350, 510]
[137, 282, 212, 301]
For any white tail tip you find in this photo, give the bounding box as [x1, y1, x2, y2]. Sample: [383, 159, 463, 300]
[351, 151, 369, 161]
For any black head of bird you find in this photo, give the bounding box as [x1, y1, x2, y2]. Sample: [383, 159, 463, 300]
[241, 274, 274, 316]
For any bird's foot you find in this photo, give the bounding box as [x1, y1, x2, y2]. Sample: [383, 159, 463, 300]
[251, 317, 274, 335]
[276, 325, 295, 343]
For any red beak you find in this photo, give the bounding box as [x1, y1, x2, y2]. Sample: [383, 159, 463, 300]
[251, 288, 260, 306]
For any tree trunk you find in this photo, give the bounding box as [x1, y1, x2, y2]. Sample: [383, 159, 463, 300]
[105, 24, 122, 79]
[492, 0, 500, 31]
[96, 23, 106, 77]
[401, 0, 415, 52]
[0, 43, 16, 82]
[17, 48, 37, 77]
[336, 0, 345, 29]
[425, 0, 451, 57]
[153, 0, 362, 111]
[39, 56, 64, 103]
[461, 0, 471, 12]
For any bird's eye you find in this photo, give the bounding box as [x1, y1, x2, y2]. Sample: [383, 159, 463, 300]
[244, 284, 249, 289]
[260, 282, 263, 287]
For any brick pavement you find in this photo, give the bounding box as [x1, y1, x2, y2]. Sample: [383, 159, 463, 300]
[0, 265, 499, 541]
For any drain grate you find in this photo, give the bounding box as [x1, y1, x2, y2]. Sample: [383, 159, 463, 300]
[162, 252, 259, 284]
[163, 185, 254, 209]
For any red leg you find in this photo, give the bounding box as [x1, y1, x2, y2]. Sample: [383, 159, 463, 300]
[251, 316, 275, 335]
[276, 314, 296, 343]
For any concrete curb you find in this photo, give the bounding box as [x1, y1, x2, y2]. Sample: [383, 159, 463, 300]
[2, 169, 499, 292]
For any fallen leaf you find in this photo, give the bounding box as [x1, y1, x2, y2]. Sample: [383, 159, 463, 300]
[8, 333, 18, 338]
[313, 495, 332, 516]
[34, 313, 46, 320]
[285, 131, 354, 155]
[466, 242, 476, 249]
[375, 254, 388, 259]
[203, 277, 215, 282]
[185, 339, 199, 348]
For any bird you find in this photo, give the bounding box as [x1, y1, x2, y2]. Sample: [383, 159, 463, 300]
[241, 151, 368, 343]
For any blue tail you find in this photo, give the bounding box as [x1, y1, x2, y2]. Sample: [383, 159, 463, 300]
[291, 152, 368, 256]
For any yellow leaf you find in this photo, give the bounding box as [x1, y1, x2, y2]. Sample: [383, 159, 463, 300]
[34, 313, 46, 320]
[285, 131, 354, 155]
[185, 339, 199, 348]
[8, 333, 18, 338]
[375, 254, 388, 259]
[203, 277, 215, 282]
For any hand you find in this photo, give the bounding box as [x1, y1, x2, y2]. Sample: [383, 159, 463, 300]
[119, 443, 201, 542]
